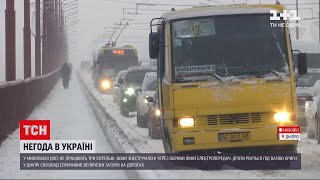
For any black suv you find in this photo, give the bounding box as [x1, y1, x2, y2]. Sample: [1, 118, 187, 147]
[117, 66, 157, 117]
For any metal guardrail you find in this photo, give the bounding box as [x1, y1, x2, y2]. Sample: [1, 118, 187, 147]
[0, 70, 60, 143]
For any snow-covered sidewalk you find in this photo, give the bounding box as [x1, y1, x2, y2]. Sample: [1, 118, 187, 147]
[0, 75, 127, 179]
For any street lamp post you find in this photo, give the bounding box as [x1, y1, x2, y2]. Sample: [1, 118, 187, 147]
[24, 0, 31, 79]
[296, 0, 299, 39]
[47, 0, 53, 73]
[42, 0, 48, 75]
[35, 0, 41, 76]
[5, 0, 16, 81]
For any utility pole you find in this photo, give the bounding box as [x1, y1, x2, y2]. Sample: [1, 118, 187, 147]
[35, 0, 41, 76]
[296, 0, 299, 39]
[319, 0, 320, 43]
[5, 0, 16, 81]
[47, 0, 54, 73]
[60, 0, 66, 64]
[58, 0, 63, 67]
[24, 0, 31, 79]
[42, 0, 48, 75]
[55, 0, 59, 70]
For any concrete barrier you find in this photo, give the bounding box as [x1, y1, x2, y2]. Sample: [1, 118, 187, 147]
[77, 71, 158, 179]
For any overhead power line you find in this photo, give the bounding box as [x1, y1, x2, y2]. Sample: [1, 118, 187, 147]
[104, 0, 199, 7]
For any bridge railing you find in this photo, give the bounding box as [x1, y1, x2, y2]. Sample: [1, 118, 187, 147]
[0, 70, 60, 143]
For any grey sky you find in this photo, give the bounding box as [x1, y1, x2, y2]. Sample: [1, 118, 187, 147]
[0, 0, 319, 82]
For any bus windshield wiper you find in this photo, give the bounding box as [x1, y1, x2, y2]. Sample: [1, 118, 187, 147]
[176, 73, 223, 82]
[273, 33, 287, 64]
[256, 69, 281, 78]
[211, 73, 223, 82]
[257, 69, 281, 77]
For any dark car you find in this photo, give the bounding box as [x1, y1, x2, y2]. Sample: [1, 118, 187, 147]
[117, 66, 157, 117]
[113, 70, 128, 104]
[146, 89, 161, 139]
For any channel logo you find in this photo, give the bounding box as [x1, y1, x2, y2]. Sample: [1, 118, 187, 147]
[277, 126, 300, 140]
[20, 120, 51, 140]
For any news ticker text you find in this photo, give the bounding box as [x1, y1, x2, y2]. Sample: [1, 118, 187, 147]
[20, 153, 301, 170]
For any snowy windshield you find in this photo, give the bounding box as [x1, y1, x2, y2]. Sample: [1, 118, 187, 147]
[172, 14, 289, 82]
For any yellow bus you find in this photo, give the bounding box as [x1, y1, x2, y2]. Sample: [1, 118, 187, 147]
[149, 4, 307, 153]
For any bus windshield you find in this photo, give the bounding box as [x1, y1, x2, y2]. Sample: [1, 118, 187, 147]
[171, 14, 290, 82]
[97, 48, 138, 74]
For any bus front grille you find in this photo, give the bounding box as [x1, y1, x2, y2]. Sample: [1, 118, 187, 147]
[204, 113, 262, 126]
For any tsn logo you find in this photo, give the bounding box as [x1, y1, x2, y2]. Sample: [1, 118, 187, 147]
[270, 10, 300, 21]
[20, 120, 50, 140]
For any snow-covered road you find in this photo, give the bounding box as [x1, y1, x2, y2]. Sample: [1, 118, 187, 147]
[81, 72, 320, 179]
[0, 75, 127, 179]
[1, 71, 319, 179]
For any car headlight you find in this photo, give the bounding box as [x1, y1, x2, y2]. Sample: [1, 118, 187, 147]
[179, 118, 195, 128]
[274, 112, 290, 123]
[305, 101, 310, 109]
[125, 87, 135, 95]
[101, 80, 111, 89]
[155, 109, 161, 117]
[144, 95, 149, 103]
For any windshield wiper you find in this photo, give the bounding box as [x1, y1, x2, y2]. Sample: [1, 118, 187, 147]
[273, 33, 288, 66]
[210, 73, 223, 82]
[176, 73, 223, 82]
[256, 69, 281, 78]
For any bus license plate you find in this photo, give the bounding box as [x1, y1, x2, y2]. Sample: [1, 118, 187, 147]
[218, 132, 250, 142]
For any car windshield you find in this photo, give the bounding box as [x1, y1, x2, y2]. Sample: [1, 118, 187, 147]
[126, 71, 152, 85]
[145, 79, 157, 91]
[297, 73, 320, 87]
[171, 14, 289, 82]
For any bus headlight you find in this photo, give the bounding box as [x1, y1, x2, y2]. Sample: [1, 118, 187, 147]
[274, 112, 290, 123]
[125, 87, 135, 95]
[155, 109, 161, 117]
[179, 118, 195, 128]
[101, 80, 111, 89]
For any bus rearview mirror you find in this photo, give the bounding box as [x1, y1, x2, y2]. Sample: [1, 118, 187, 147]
[297, 53, 307, 75]
[149, 32, 159, 59]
